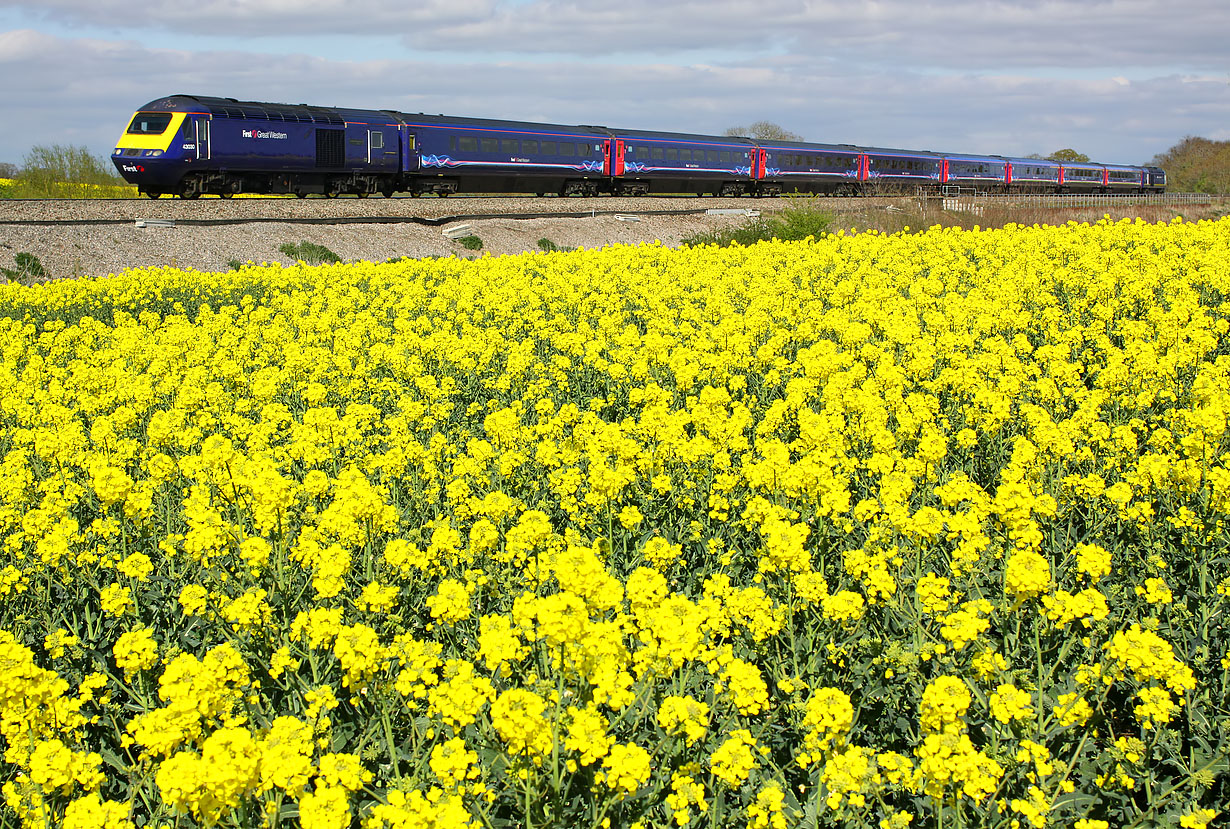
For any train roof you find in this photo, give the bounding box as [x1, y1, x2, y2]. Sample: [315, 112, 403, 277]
[603, 126, 756, 147]
[942, 153, 1008, 163]
[1002, 157, 1061, 168]
[858, 145, 944, 159]
[135, 95, 394, 126]
[748, 139, 861, 153]
[387, 112, 610, 139]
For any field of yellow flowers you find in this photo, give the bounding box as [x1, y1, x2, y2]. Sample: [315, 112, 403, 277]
[0, 216, 1227, 829]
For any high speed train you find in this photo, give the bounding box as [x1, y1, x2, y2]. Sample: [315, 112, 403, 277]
[112, 94, 1167, 199]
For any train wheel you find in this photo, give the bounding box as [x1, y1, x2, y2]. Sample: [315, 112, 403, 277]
[295, 192, 307, 199]
[220, 192, 234, 199]
[145, 192, 162, 200]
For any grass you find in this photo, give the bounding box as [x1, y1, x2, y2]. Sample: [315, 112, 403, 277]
[683, 194, 1230, 247]
[456, 235, 484, 251]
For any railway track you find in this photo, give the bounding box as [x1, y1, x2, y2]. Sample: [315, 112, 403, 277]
[0, 195, 780, 228]
[0, 191, 1213, 229]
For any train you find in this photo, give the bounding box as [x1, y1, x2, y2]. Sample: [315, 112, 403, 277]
[112, 94, 1167, 199]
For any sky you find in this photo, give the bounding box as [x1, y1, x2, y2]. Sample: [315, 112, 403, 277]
[1, 0, 1227, 168]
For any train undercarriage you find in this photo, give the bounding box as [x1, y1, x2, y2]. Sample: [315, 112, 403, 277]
[143, 171, 1161, 199]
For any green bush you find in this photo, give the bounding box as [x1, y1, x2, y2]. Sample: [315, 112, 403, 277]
[683, 197, 834, 247]
[456, 235, 484, 251]
[278, 241, 342, 266]
[1, 252, 47, 284]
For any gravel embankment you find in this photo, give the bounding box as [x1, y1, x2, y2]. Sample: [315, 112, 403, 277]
[0, 196, 773, 280]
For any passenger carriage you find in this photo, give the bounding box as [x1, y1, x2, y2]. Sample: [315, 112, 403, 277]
[606, 129, 758, 197]
[1058, 163, 1108, 193]
[941, 154, 1008, 192]
[1003, 158, 1061, 193]
[386, 114, 611, 197]
[754, 141, 863, 196]
[861, 147, 944, 192]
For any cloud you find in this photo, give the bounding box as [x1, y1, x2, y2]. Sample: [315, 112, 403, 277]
[1, 0, 497, 37]
[4, 0, 1227, 70]
[0, 29, 1225, 167]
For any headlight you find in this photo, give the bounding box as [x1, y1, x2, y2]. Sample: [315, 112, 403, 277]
[144, 150, 164, 157]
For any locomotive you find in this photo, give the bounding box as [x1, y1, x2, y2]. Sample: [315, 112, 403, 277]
[112, 94, 1167, 199]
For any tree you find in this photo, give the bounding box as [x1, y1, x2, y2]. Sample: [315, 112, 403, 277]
[1046, 149, 1091, 163]
[0, 162, 16, 178]
[1150, 136, 1230, 193]
[723, 121, 804, 141]
[16, 144, 121, 196]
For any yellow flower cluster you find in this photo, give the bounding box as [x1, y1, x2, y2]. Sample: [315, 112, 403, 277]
[0, 215, 1227, 827]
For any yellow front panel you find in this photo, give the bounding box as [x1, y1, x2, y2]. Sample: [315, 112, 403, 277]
[114, 112, 188, 152]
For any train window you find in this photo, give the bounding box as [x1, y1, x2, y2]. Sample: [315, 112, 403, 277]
[127, 113, 173, 135]
[542, 141, 557, 155]
[502, 139, 518, 154]
[370, 132, 384, 149]
[481, 138, 498, 153]
[523, 140, 538, 154]
[449, 137, 456, 152]
[705, 151, 716, 164]
[653, 147, 664, 160]
[679, 149, 692, 162]
[720, 151, 731, 164]
[559, 142, 574, 156]
[458, 136, 477, 152]
[665, 148, 678, 161]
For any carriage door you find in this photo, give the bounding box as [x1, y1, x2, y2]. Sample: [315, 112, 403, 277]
[602, 140, 612, 176]
[613, 140, 626, 176]
[402, 131, 419, 172]
[195, 118, 211, 160]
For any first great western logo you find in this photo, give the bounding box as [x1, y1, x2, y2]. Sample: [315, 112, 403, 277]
[242, 129, 289, 140]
